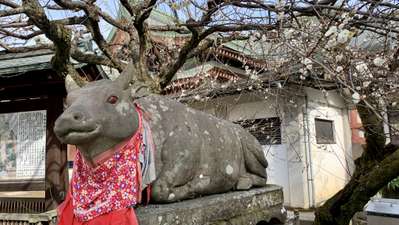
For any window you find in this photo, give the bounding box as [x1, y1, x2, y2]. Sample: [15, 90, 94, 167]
[315, 119, 335, 144]
[235, 117, 282, 145]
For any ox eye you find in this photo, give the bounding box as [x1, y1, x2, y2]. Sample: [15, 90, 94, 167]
[107, 95, 118, 104]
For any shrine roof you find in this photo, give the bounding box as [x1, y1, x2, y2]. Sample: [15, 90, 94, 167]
[174, 61, 248, 81]
[0, 49, 85, 76]
[0, 49, 53, 76]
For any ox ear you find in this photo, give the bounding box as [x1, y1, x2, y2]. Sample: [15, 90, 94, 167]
[115, 62, 137, 90]
[65, 74, 81, 93]
[129, 84, 151, 100]
[116, 62, 151, 99]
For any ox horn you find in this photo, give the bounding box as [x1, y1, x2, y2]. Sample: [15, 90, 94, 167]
[115, 62, 138, 90]
[65, 74, 82, 93]
[115, 62, 152, 99]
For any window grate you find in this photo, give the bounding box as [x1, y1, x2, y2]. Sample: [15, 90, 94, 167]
[315, 119, 335, 144]
[0, 198, 45, 214]
[235, 117, 282, 145]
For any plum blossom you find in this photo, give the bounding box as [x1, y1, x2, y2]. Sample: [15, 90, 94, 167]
[337, 29, 352, 44]
[373, 57, 386, 67]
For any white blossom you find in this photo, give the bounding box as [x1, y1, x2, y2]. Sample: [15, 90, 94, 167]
[352, 92, 361, 104]
[373, 57, 386, 67]
[362, 81, 371, 88]
[276, 0, 285, 9]
[249, 35, 257, 44]
[337, 29, 352, 44]
[336, 66, 343, 73]
[278, 12, 285, 21]
[284, 28, 295, 39]
[261, 34, 267, 42]
[335, 54, 344, 62]
[355, 62, 372, 78]
[325, 26, 338, 37]
[338, 17, 351, 29]
[326, 38, 337, 48]
[194, 95, 201, 101]
[302, 58, 313, 65]
[250, 74, 259, 80]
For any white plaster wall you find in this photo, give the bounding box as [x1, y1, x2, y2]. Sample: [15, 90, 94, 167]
[228, 98, 294, 207]
[305, 88, 353, 206]
[279, 96, 310, 208]
[263, 144, 290, 204]
[188, 88, 353, 208]
[189, 93, 306, 207]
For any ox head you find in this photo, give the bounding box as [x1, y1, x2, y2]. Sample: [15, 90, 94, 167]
[54, 64, 141, 161]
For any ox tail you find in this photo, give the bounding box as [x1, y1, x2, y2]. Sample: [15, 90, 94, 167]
[242, 136, 268, 179]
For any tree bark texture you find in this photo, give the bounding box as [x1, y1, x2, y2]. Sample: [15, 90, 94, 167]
[314, 99, 399, 225]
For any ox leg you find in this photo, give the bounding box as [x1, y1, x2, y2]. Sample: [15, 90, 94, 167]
[163, 175, 212, 202]
[152, 174, 207, 203]
[236, 173, 267, 190]
[151, 150, 197, 203]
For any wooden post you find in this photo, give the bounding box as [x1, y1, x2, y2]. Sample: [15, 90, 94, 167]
[45, 94, 68, 211]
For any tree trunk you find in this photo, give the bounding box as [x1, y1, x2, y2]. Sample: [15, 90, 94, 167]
[314, 148, 399, 225]
[314, 99, 399, 225]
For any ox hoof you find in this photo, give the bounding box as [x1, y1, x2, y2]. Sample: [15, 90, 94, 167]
[151, 180, 173, 202]
[236, 177, 252, 190]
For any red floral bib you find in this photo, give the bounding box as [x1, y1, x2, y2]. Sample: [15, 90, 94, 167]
[71, 111, 143, 222]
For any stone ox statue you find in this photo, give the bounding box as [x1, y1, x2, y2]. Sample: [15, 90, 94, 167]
[54, 68, 268, 203]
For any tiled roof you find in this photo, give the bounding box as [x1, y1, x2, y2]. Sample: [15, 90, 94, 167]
[165, 72, 239, 94]
[0, 49, 84, 76]
[0, 49, 53, 76]
[174, 61, 248, 80]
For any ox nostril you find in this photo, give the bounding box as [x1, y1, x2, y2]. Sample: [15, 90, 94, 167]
[72, 112, 84, 121]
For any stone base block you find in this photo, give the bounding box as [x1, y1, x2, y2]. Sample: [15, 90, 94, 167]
[136, 184, 286, 225]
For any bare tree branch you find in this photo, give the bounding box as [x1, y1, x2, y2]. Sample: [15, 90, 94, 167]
[53, 0, 125, 72]
[131, 0, 159, 87]
[159, 22, 275, 89]
[71, 44, 115, 67]
[149, 25, 190, 34]
[0, 0, 20, 8]
[0, 41, 52, 52]
[22, 0, 85, 86]
[0, 7, 24, 17]
[0, 28, 42, 39]
[1, 1, 399, 225]
[120, 0, 135, 17]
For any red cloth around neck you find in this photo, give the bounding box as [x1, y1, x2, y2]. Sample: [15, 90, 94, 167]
[58, 107, 143, 224]
[57, 191, 139, 225]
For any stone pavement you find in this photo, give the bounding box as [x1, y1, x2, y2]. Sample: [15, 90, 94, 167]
[286, 210, 368, 225]
[286, 210, 314, 225]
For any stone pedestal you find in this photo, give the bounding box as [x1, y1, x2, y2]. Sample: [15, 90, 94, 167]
[0, 185, 285, 225]
[136, 184, 286, 225]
